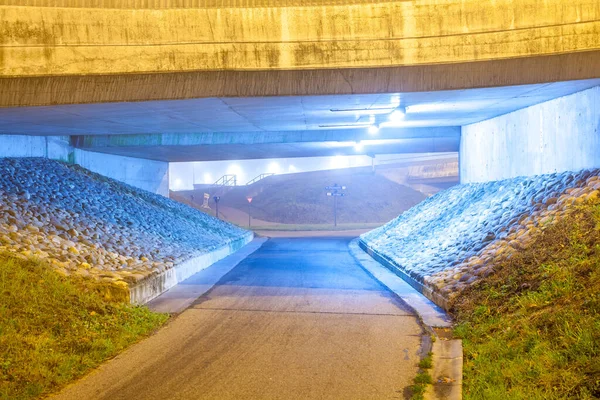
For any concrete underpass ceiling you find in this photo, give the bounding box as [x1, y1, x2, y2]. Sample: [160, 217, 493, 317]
[2, 79, 599, 135]
[1, 79, 599, 161]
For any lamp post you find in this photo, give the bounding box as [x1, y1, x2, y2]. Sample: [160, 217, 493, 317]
[246, 196, 253, 227]
[325, 184, 346, 227]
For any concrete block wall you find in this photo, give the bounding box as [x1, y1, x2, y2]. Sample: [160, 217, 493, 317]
[460, 86, 600, 183]
[0, 135, 169, 196]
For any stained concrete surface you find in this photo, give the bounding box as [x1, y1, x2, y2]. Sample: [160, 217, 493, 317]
[4, 2, 599, 78]
[52, 237, 423, 400]
[461, 85, 600, 183]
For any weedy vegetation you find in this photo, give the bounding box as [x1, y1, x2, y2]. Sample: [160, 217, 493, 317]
[0, 252, 168, 400]
[452, 200, 600, 399]
[411, 351, 434, 400]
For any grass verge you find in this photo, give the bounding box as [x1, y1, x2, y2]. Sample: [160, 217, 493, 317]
[410, 351, 434, 400]
[451, 200, 600, 399]
[0, 252, 169, 400]
[411, 371, 433, 400]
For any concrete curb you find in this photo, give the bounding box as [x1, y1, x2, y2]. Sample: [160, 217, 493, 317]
[147, 237, 267, 313]
[349, 239, 451, 328]
[130, 232, 254, 304]
[358, 239, 451, 310]
[349, 239, 462, 400]
[425, 339, 463, 400]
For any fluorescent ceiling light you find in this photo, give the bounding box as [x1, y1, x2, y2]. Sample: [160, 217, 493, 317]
[330, 107, 396, 113]
[318, 123, 371, 128]
[388, 106, 406, 123]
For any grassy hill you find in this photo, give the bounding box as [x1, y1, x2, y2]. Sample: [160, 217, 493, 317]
[176, 169, 426, 225]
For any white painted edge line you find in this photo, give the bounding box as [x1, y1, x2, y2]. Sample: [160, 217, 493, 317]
[146, 237, 267, 313]
[348, 238, 452, 328]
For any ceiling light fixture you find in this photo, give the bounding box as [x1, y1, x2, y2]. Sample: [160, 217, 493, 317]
[368, 124, 379, 135]
[318, 123, 371, 128]
[388, 106, 407, 123]
[330, 107, 396, 113]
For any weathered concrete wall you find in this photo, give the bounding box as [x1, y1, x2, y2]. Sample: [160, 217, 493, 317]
[1, 1, 599, 106]
[460, 86, 600, 183]
[2, 0, 599, 76]
[0, 135, 170, 196]
[0, 135, 71, 160]
[3, 53, 600, 107]
[73, 150, 170, 197]
[0, 135, 48, 157]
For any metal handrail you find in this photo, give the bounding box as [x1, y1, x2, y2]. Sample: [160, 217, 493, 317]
[246, 173, 274, 186]
[213, 174, 237, 186]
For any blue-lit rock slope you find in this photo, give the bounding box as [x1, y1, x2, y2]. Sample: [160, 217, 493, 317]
[360, 169, 600, 309]
[0, 158, 250, 289]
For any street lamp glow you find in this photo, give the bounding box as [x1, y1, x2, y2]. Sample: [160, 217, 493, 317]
[330, 155, 350, 169]
[368, 125, 379, 135]
[227, 164, 242, 175]
[226, 164, 244, 182]
[267, 161, 281, 174]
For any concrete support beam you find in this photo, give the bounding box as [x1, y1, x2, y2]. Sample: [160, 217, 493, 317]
[460, 86, 600, 183]
[73, 127, 459, 147]
[71, 127, 460, 162]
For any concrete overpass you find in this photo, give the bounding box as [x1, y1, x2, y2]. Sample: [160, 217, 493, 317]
[1, 0, 599, 195]
[2, 0, 600, 105]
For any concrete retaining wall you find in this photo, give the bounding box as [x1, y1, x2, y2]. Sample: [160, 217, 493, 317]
[0, 135, 169, 196]
[460, 86, 600, 183]
[358, 238, 450, 310]
[129, 232, 254, 305]
[0, 135, 71, 160]
[72, 149, 169, 197]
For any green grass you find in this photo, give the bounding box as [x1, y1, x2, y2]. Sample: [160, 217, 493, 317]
[0, 252, 169, 400]
[418, 352, 433, 369]
[451, 200, 600, 399]
[411, 351, 434, 400]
